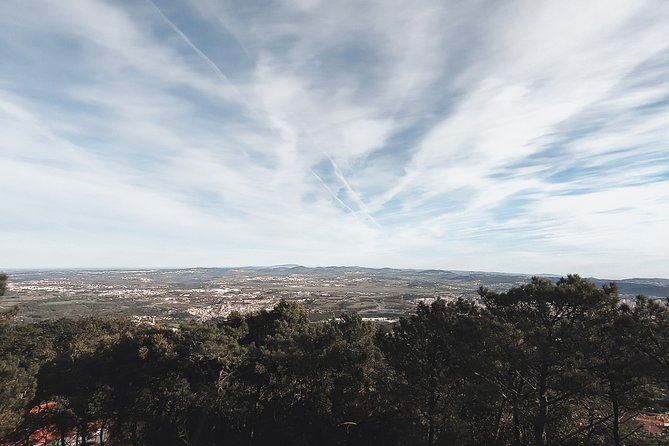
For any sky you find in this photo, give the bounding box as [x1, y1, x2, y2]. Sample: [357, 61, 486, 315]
[1, 0, 668, 278]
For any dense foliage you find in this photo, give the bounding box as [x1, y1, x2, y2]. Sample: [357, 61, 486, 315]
[1, 274, 669, 445]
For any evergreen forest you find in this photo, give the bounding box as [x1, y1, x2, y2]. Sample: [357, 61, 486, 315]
[2, 273, 669, 446]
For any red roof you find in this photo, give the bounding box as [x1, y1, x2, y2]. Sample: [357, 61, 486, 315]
[1, 402, 108, 446]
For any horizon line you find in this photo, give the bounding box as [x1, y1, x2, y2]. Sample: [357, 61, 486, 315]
[1, 265, 666, 282]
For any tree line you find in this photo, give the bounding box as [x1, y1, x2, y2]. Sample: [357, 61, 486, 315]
[1, 273, 669, 445]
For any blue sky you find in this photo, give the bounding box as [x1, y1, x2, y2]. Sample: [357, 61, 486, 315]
[1, 0, 668, 278]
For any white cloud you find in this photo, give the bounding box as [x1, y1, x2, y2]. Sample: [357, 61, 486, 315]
[0, 0, 668, 277]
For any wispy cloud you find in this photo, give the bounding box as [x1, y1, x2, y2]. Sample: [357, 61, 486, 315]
[1, 0, 668, 277]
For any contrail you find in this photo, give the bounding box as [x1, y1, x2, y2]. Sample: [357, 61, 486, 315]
[216, 16, 252, 60]
[310, 170, 357, 215]
[299, 123, 380, 227]
[145, 0, 231, 84]
[326, 155, 380, 227]
[147, 0, 376, 229]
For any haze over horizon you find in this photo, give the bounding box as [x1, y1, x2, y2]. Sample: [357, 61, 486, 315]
[3, 264, 669, 282]
[1, 1, 668, 278]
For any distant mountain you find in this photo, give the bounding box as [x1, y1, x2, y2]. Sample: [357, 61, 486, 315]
[6, 266, 667, 298]
[251, 266, 669, 297]
[587, 278, 669, 298]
